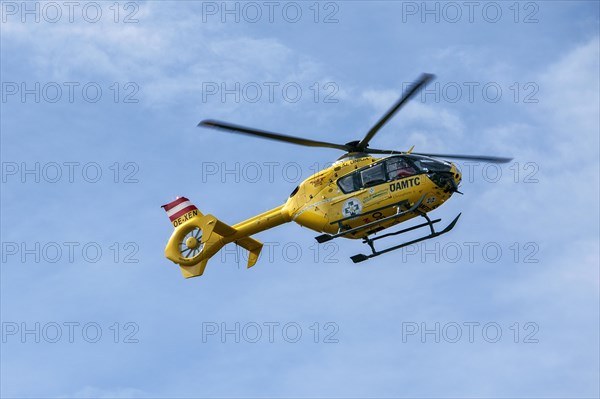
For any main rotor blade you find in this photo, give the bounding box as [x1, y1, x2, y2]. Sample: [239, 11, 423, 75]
[362, 148, 512, 163]
[199, 120, 350, 151]
[411, 152, 513, 163]
[362, 148, 404, 155]
[358, 73, 435, 150]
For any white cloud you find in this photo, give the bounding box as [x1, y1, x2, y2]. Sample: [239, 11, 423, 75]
[2, 3, 341, 110]
[536, 36, 600, 160]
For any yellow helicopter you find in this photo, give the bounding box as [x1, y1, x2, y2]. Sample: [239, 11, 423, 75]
[162, 74, 511, 278]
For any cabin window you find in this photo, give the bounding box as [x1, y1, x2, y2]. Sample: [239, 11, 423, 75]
[338, 174, 357, 193]
[360, 164, 386, 187]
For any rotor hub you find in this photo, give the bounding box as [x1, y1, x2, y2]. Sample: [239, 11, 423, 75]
[344, 140, 361, 152]
[185, 236, 199, 249]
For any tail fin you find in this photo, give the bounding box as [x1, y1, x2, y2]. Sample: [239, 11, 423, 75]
[161, 197, 263, 278]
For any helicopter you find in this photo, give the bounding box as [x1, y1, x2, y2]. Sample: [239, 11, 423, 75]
[162, 73, 512, 278]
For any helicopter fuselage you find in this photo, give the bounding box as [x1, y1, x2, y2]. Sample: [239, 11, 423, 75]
[282, 154, 462, 239]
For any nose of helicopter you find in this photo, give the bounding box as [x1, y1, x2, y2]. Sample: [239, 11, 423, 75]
[449, 163, 462, 191]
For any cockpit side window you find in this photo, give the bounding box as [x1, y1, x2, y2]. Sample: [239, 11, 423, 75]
[386, 157, 417, 180]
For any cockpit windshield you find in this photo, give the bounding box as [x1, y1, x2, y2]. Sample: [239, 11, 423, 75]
[407, 156, 452, 173]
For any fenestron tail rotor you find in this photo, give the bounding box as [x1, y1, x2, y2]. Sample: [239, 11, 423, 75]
[198, 73, 511, 163]
[179, 227, 204, 261]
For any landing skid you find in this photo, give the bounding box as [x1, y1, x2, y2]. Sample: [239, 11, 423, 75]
[349, 213, 461, 263]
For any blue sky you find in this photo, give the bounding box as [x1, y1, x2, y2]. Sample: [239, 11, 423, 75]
[1, 1, 599, 398]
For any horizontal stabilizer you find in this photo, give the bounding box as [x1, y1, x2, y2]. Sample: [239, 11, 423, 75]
[235, 236, 264, 268]
[212, 218, 238, 237]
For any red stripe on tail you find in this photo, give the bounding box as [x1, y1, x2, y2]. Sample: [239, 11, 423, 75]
[161, 197, 190, 211]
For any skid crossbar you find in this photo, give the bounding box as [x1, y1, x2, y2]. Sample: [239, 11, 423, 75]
[349, 213, 461, 263]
